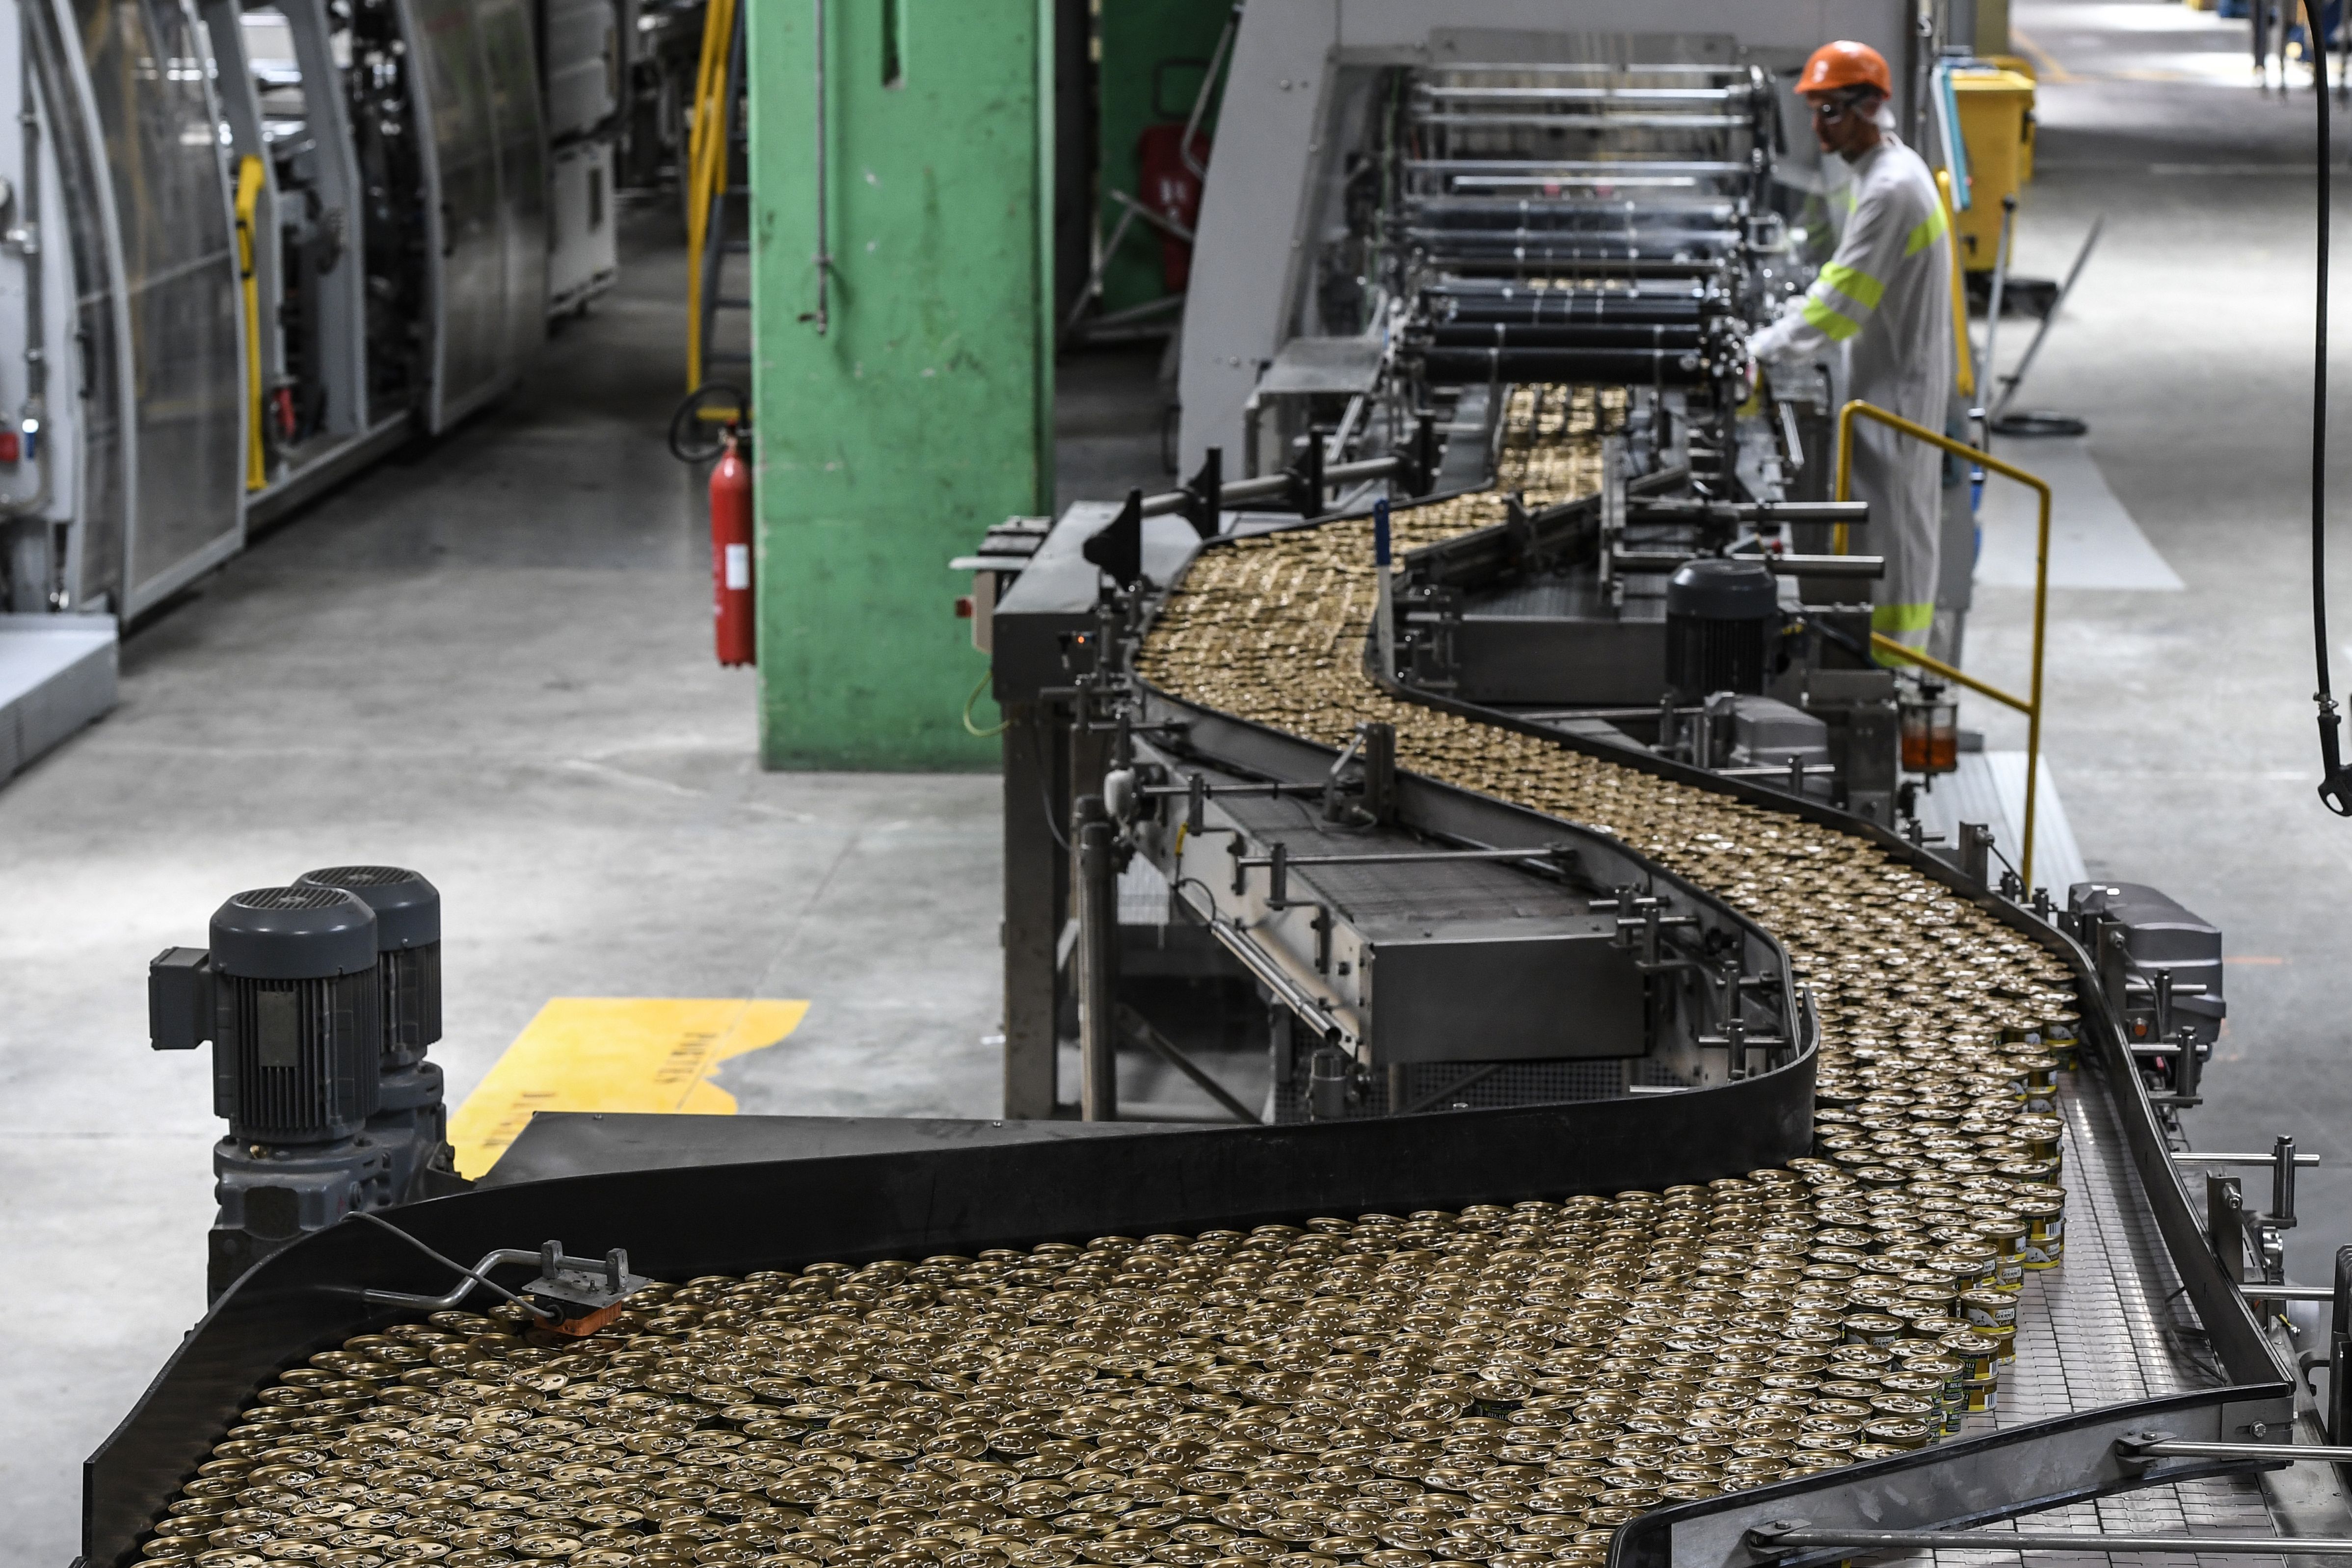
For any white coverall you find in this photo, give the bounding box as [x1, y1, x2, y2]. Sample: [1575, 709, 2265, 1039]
[1750, 132, 1954, 652]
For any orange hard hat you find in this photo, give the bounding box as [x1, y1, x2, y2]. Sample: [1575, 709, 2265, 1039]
[1796, 40, 1893, 98]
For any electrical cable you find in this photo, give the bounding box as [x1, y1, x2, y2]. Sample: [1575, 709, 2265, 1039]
[667, 383, 747, 464]
[345, 1211, 554, 1321]
[1030, 721, 1069, 853]
[1169, 873, 1227, 927]
[961, 668, 1009, 738]
[2312, 0, 2352, 815]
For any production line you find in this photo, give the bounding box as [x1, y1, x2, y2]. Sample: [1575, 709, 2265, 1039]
[0, 0, 678, 785]
[72, 7, 2352, 1568]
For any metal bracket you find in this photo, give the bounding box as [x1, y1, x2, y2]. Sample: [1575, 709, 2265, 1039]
[2118, 1430, 2348, 1464]
[352, 1222, 649, 1337]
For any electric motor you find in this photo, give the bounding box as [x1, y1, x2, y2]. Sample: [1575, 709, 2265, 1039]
[1665, 557, 1779, 699]
[295, 865, 441, 1065]
[208, 886, 381, 1143]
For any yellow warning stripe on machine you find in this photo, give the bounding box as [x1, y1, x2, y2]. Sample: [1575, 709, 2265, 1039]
[449, 996, 808, 1177]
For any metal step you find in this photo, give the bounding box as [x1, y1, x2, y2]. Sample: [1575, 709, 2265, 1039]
[0, 612, 116, 784]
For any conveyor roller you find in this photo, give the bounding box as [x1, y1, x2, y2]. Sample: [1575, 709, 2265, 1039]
[1418, 346, 1716, 386]
[1425, 322, 1707, 351]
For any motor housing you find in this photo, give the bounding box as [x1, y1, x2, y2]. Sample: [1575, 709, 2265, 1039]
[295, 865, 442, 1062]
[209, 885, 381, 1144]
[295, 865, 454, 1197]
[1665, 557, 1779, 699]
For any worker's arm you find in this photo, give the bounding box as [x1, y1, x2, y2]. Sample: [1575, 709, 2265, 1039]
[1749, 177, 1940, 363]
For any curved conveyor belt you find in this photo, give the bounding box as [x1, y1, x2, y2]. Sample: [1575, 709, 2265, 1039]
[92, 391, 2289, 1568]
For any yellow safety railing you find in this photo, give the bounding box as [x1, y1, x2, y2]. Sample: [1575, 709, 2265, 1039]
[1834, 399, 2052, 888]
[684, 0, 739, 389]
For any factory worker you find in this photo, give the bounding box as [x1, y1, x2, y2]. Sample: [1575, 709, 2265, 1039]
[1748, 40, 1954, 657]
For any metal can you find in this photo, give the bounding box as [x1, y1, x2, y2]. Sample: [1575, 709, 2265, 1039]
[1841, 1314, 1904, 1347]
[1937, 1243, 1999, 1290]
[1969, 1214, 2028, 1290]
[1956, 1290, 2017, 1332]
[2011, 1196, 2066, 1269]
[1936, 1332, 1998, 1383]
[2042, 1014, 2081, 1069]
[1859, 1418, 1931, 1451]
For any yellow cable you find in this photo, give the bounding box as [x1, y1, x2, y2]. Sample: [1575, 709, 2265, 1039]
[234, 155, 267, 493]
[962, 668, 1008, 738]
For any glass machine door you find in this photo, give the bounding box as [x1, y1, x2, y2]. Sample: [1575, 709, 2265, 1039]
[71, 0, 244, 616]
[399, 0, 538, 432]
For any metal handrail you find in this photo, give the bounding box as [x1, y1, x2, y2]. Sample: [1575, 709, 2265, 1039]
[1833, 398, 2052, 887]
[683, 0, 742, 384]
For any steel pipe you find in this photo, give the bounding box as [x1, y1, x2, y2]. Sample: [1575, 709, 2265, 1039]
[1419, 346, 1714, 387]
[2127, 1437, 2352, 1461]
[1436, 296, 1711, 326]
[1609, 552, 1883, 579]
[1136, 455, 1403, 519]
[1427, 322, 1705, 350]
[2173, 1151, 2324, 1166]
[1074, 796, 1118, 1120]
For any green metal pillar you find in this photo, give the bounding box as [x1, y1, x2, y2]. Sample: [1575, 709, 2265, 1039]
[748, 0, 1053, 770]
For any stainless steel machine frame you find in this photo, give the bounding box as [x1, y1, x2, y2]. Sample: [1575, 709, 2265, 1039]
[1175, 0, 1922, 476]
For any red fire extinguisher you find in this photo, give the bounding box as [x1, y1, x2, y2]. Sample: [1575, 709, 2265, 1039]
[710, 428, 754, 666]
[1135, 122, 1210, 293]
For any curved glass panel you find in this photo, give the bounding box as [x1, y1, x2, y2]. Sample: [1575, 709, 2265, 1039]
[74, 0, 242, 613]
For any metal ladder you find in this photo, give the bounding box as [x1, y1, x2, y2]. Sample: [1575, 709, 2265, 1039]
[685, 0, 748, 394]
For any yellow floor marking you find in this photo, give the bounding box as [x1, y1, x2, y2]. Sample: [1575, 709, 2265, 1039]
[449, 997, 809, 1178]
[2008, 28, 2080, 85]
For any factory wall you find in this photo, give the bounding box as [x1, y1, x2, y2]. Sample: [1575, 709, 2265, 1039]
[748, 0, 1054, 770]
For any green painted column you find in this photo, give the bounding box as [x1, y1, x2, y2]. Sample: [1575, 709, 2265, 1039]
[748, 0, 1053, 770]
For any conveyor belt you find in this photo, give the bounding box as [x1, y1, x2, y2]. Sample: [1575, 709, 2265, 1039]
[97, 391, 2297, 1568]
[1129, 383, 2298, 1562]
[1868, 1074, 2284, 1568]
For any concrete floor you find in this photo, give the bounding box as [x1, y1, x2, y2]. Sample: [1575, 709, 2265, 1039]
[10, 3, 2352, 1558]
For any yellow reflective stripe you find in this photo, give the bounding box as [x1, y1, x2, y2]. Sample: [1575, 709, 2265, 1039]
[1802, 297, 1863, 342]
[1905, 202, 1950, 256]
[1818, 262, 1884, 311]
[1872, 602, 1936, 633]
